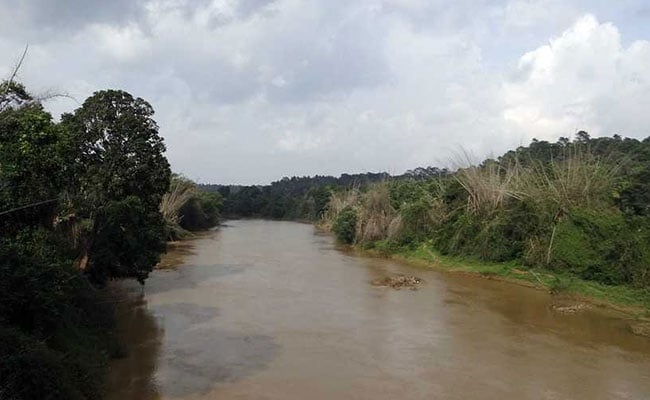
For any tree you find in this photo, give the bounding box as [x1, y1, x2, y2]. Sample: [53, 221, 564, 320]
[0, 82, 119, 399]
[0, 83, 66, 234]
[62, 90, 171, 283]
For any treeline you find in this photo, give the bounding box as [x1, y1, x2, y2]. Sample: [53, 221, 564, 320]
[201, 169, 448, 220]
[0, 81, 172, 399]
[324, 133, 650, 289]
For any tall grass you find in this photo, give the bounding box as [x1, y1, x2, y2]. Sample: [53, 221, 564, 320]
[451, 145, 623, 266]
[525, 147, 621, 213]
[356, 182, 396, 243]
[454, 157, 525, 214]
[321, 184, 398, 243]
[160, 175, 197, 239]
[322, 146, 623, 268]
[320, 188, 359, 231]
[455, 146, 620, 215]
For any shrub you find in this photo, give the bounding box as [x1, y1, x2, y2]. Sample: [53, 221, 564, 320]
[333, 206, 358, 244]
[88, 196, 167, 284]
[391, 197, 442, 245]
[0, 234, 116, 400]
[320, 188, 359, 231]
[550, 208, 646, 285]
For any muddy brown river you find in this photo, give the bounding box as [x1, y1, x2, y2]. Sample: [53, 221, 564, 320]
[107, 220, 650, 400]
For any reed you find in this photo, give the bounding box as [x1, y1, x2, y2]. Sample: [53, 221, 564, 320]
[454, 156, 525, 214]
[160, 175, 197, 230]
[356, 182, 397, 243]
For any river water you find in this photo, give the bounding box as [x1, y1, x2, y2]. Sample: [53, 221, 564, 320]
[107, 220, 650, 400]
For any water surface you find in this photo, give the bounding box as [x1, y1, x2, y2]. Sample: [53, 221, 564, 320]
[108, 220, 650, 400]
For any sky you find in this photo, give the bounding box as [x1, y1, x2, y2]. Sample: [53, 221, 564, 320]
[1, 0, 649, 184]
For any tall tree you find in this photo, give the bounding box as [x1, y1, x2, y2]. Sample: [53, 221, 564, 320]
[62, 90, 171, 283]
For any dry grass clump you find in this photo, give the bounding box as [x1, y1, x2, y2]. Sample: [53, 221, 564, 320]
[455, 157, 525, 214]
[524, 148, 621, 212]
[455, 146, 620, 216]
[356, 183, 397, 243]
[160, 175, 197, 227]
[320, 183, 399, 244]
[387, 214, 403, 242]
[319, 188, 359, 230]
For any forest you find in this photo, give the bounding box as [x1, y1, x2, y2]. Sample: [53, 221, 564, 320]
[202, 169, 447, 220]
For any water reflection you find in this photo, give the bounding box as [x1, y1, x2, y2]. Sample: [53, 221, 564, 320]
[107, 291, 163, 400]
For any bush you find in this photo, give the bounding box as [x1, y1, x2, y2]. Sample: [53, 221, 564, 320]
[333, 206, 358, 244]
[392, 197, 444, 245]
[0, 234, 116, 400]
[88, 196, 167, 284]
[550, 208, 648, 285]
[178, 191, 223, 231]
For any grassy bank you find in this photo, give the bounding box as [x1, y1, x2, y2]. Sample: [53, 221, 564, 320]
[362, 240, 650, 316]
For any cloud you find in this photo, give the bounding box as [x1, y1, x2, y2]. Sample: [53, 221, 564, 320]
[502, 14, 650, 140]
[1, 1, 649, 184]
[0, 0, 142, 38]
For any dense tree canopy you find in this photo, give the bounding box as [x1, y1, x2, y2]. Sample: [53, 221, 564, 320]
[0, 83, 171, 399]
[62, 90, 170, 210]
[61, 90, 171, 283]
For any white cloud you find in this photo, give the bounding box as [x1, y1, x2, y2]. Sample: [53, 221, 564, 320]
[502, 14, 650, 140]
[88, 23, 151, 61]
[1, 2, 649, 184]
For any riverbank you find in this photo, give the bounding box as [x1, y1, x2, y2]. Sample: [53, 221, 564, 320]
[355, 240, 650, 318]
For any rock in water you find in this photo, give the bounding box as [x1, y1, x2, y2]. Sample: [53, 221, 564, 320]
[371, 275, 422, 290]
[629, 322, 650, 338]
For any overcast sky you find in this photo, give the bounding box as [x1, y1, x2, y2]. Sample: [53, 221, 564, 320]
[1, 0, 649, 184]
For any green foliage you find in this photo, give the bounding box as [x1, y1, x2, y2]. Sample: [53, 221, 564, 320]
[1, 83, 169, 398]
[88, 196, 166, 284]
[551, 208, 649, 285]
[62, 90, 170, 210]
[158, 174, 223, 236]
[319, 134, 650, 290]
[437, 199, 545, 262]
[0, 326, 84, 400]
[333, 206, 358, 244]
[204, 173, 388, 220]
[0, 234, 116, 400]
[393, 196, 441, 245]
[548, 275, 572, 295]
[0, 102, 66, 234]
[61, 90, 171, 284]
[178, 190, 223, 231]
[197, 191, 223, 227]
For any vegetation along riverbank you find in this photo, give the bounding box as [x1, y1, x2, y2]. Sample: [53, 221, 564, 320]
[318, 135, 650, 318]
[208, 133, 650, 317]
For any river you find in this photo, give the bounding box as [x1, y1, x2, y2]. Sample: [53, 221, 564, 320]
[107, 219, 650, 400]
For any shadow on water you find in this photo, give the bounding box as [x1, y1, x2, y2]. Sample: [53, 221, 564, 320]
[108, 282, 279, 400]
[142, 263, 249, 296]
[152, 302, 279, 398]
[107, 291, 163, 400]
